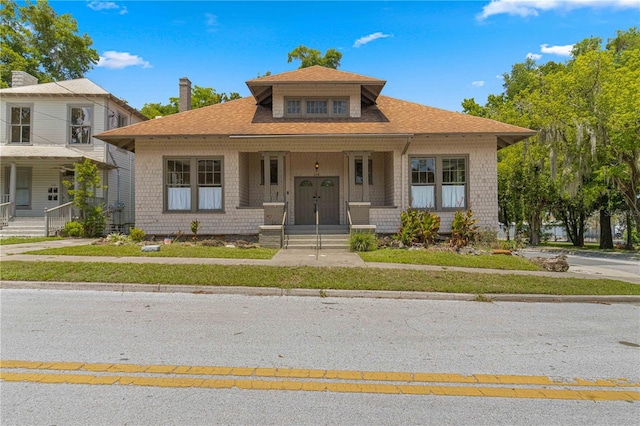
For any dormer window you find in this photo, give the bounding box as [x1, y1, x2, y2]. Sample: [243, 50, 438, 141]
[286, 99, 301, 115]
[284, 97, 349, 118]
[333, 100, 347, 115]
[306, 100, 327, 115]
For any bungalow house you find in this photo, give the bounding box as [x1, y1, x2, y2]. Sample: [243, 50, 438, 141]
[95, 66, 534, 247]
[0, 71, 147, 236]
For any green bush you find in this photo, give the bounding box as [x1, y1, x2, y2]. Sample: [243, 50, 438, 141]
[81, 206, 106, 237]
[106, 232, 128, 243]
[350, 232, 378, 252]
[450, 210, 479, 248]
[61, 221, 84, 237]
[128, 227, 146, 243]
[397, 208, 440, 246]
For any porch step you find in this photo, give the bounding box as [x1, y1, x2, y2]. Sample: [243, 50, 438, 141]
[285, 231, 350, 250]
[0, 218, 46, 238]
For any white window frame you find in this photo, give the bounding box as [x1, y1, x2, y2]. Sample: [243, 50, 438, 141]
[8, 104, 32, 144]
[68, 105, 93, 145]
[409, 156, 468, 210]
[164, 157, 224, 213]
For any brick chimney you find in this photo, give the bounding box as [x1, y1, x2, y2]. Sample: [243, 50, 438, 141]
[179, 77, 191, 112]
[12, 71, 38, 87]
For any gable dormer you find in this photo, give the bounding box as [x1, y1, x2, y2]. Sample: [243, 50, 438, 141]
[245, 66, 386, 119]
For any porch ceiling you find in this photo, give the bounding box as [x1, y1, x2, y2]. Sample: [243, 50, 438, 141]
[0, 146, 114, 169]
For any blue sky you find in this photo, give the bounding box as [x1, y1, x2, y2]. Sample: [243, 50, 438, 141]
[47, 0, 640, 112]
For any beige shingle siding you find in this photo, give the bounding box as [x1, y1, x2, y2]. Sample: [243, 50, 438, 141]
[134, 135, 499, 235]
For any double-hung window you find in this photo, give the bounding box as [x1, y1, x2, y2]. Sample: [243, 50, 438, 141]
[10, 106, 31, 144]
[166, 158, 223, 212]
[197, 159, 222, 210]
[69, 106, 93, 144]
[442, 158, 466, 208]
[410, 156, 467, 210]
[411, 158, 436, 209]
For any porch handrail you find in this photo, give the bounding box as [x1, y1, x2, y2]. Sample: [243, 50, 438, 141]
[315, 207, 320, 259]
[281, 201, 288, 249]
[44, 202, 74, 236]
[345, 201, 353, 233]
[0, 201, 13, 229]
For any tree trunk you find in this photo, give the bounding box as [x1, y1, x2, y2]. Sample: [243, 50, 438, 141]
[576, 212, 585, 247]
[626, 212, 634, 250]
[599, 208, 613, 249]
[529, 212, 541, 246]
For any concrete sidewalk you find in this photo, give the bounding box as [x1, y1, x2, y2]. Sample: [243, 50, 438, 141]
[1, 239, 638, 285]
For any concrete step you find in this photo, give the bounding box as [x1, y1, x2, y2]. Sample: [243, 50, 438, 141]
[285, 233, 350, 250]
[0, 218, 47, 237]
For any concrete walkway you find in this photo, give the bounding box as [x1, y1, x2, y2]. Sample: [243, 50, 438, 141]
[1, 239, 639, 303]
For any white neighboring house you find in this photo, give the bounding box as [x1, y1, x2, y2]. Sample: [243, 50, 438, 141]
[0, 71, 147, 236]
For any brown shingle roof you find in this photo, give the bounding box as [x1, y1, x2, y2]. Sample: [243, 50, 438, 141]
[97, 94, 534, 148]
[246, 65, 385, 84]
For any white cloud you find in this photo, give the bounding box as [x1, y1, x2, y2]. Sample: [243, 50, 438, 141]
[205, 13, 218, 31]
[87, 1, 127, 15]
[353, 32, 392, 48]
[540, 43, 574, 56]
[97, 51, 151, 69]
[526, 52, 543, 60]
[478, 0, 639, 20]
[471, 81, 486, 87]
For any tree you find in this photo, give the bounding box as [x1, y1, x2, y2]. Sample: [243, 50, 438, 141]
[63, 158, 106, 238]
[466, 27, 640, 248]
[1, 0, 98, 87]
[140, 85, 241, 119]
[287, 45, 342, 69]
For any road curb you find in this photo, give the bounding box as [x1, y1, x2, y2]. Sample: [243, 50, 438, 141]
[1, 280, 639, 304]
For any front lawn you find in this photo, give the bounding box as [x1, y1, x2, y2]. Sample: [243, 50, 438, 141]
[22, 243, 278, 260]
[0, 237, 63, 246]
[359, 248, 541, 271]
[1, 261, 637, 295]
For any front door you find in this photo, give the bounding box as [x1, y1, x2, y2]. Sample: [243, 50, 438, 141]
[294, 176, 339, 225]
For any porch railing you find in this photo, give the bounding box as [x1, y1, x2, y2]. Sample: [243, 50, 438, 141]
[345, 201, 353, 234]
[1, 194, 9, 203]
[0, 201, 13, 229]
[44, 202, 74, 236]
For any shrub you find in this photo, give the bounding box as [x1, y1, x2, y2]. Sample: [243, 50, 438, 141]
[128, 227, 146, 243]
[61, 221, 84, 237]
[106, 232, 128, 243]
[473, 228, 499, 249]
[450, 210, 479, 249]
[350, 232, 378, 252]
[397, 208, 440, 246]
[190, 220, 201, 241]
[81, 205, 106, 237]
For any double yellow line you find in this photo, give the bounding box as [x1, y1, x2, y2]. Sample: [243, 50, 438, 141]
[2, 360, 638, 401]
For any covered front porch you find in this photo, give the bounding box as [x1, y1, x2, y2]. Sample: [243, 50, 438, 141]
[0, 146, 110, 235]
[239, 150, 396, 248]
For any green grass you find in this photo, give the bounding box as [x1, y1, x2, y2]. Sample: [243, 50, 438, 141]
[1, 261, 637, 295]
[358, 248, 542, 271]
[22, 243, 278, 259]
[0, 236, 63, 245]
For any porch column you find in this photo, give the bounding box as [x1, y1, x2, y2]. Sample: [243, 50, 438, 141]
[9, 162, 16, 216]
[262, 153, 271, 202]
[362, 152, 370, 202]
[347, 153, 356, 202]
[262, 152, 287, 202]
[276, 152, 286, 202]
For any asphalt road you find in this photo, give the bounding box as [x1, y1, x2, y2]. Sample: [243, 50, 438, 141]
[2, 289, 639, 425]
